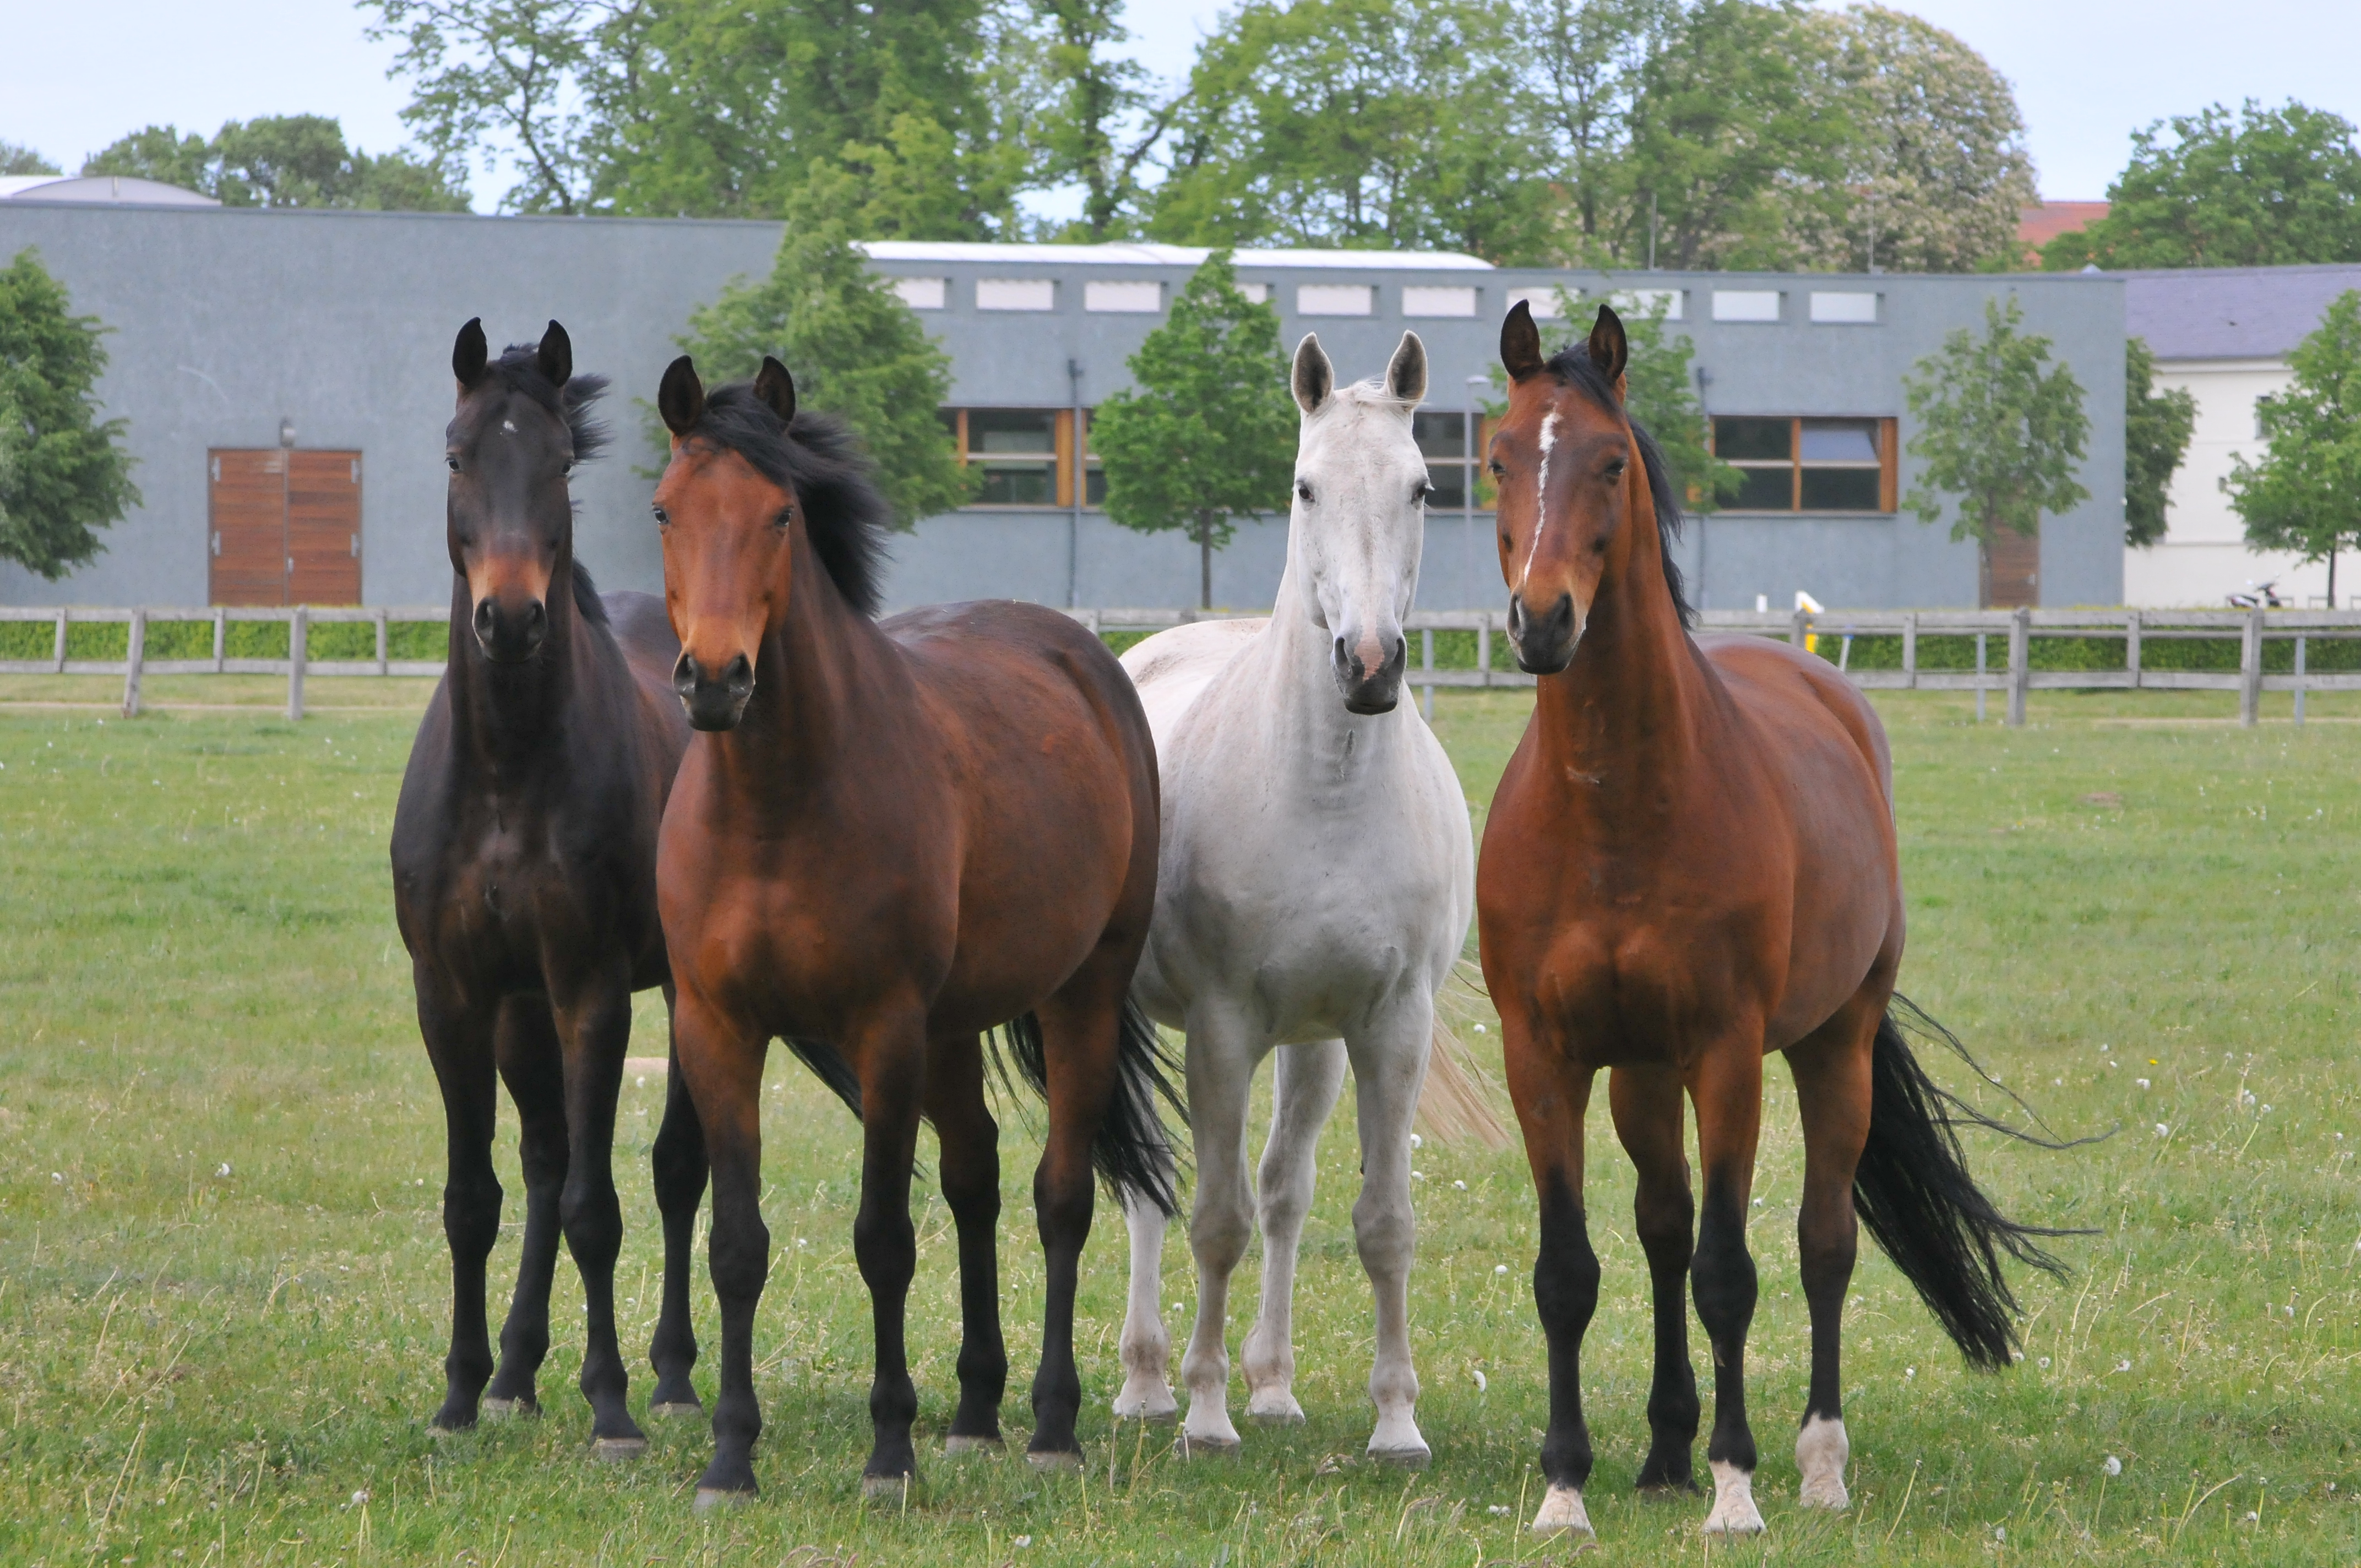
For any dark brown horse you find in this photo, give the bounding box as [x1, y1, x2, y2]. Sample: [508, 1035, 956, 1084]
[391, 320, 708, 1455]
[649, 355, 1176, 1507]
[1476, 302, 2072, 1538]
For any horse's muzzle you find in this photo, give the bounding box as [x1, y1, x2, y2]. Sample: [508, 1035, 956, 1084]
[471, 594, 547, 663]
[1509, 591, 1577, 674]
[1331, 630, 1407, 715]
[673, 650, 755, 731]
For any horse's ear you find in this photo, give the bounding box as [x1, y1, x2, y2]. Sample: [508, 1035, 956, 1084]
[1587, 304, 1629, 397]
[536, 319, 572, 387]
[1386, 331, 1428, 406]
[753, 356, 797, 425]
[1500, 299, 1544, 382]
[659, 355, 706, 438]
[453, 317, 488, 389]
[1292, 333, 1334, 415]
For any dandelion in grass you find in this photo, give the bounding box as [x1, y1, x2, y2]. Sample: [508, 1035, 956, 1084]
[2156, 1123, 2171, 1137]
[2104, 1456, 2121, 1476]
[1494, 1264, 1509, 1276]
[2038, 1357, 2050, 1368]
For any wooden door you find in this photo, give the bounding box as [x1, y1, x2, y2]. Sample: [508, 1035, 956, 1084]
[287, 451, 362, 604]
[1983, 525, 2039, 609]
[209, 449, 288, 605]
[207, 449, 363, 605]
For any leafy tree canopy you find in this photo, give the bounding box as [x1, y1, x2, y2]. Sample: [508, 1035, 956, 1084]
[2043, 101, 2361, 271]
[0, 249, 140, 579]
[1091, 252, 1298, 608]
[671, 179, 972, 528]
[1902, 295, 2090, 549]
[2224, 290, 2361, 575]
[2124, 336, 2195, 548]
[83, 116, 467, 210]
[1, 141, 60, 177]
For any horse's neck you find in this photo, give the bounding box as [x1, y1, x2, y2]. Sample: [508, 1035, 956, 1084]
[1261, 565, 1410, 782]
[1536, 517, 1712, 794]
[444, 569, 588, 772]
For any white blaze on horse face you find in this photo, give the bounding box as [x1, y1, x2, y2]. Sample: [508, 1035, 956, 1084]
[1521, 408, 1562, 586]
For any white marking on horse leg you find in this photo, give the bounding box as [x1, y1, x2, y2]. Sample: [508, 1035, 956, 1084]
[1113, 1190, 1177, 1420]
[1796, 1414, 1851, 1508]
[1178, 1024, 1254, 1452]
[1530, 1483, 1593, 1535]
[1243, 1040, 1345, 1423]
[1520, 407, 1562, 582]
[1349, 1017, 1429, 1466]
[1702, 1459, 1766, 1534]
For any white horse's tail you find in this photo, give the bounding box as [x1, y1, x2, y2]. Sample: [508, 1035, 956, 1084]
[1416, 960, 1513, 1149]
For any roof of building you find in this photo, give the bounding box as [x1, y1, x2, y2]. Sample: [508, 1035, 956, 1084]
[2016, 200, 2107, 253]
[857, 240, 1492, 270]
[2121, 263, 2361, 360]
[0, 175, 219, 206]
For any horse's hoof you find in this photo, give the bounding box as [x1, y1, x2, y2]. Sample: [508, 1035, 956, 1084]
[861, 1472, 917, 1501]
[1368, 1442, 1431, 1469]
[1112, 1386, 1179, 1423]
[1025, 1449, 1084, 1473]
[944, 1435, 1004, 1455]
[1702, 1461, 1766, 1535]
[592, 1436, 648, 1462]
[649, 1400, 704, 1420]
[1247, 1404, 1305, 1426]
[480, 1396, 538, 1419]
[1176, 1432, 1241, 1458]
[1531, 1484, 1595, 1536]
[693, 1486, 752, 1513]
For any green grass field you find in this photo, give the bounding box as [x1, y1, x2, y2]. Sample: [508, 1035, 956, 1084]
[2, 678, 2358, 1565]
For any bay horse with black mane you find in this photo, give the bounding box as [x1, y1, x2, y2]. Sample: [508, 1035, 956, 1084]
[392, 320, 708, 1455]
[1477, 301, 2077, 1537]
[649, 354, 1176, 1507]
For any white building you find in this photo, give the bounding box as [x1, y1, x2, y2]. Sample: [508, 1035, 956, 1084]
[2123, 264, 2361, 608]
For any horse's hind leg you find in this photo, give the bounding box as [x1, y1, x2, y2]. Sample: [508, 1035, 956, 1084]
[485, 994, 567, 1417]
[1113, 1186, 1177, 1420]
[1782, 994, 1879, 1511]
[415, 973, 501, 1434]
[1345, 1002, 1432, 1466]
[649, 982, 708, 1417]
[1026, 979, 1127, 1467]
[1241, 1039, 1346, 1425]
[553, 978, 646, 1454]
[927, 1035, 1009, 1452]
[1608, 1064, 1701, 1494]
[1688, 1037, 1767, 1536]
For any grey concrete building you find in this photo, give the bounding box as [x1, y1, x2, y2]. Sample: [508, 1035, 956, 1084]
[0, 198, 2127, 612]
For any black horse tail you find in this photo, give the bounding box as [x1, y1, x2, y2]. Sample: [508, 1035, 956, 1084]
[1853, 995, 2090, 1371]
[993, 999, 1187, 1218]
[787, 1036, 864, 1119]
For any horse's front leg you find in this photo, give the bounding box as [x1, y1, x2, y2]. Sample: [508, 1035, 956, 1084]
[851, 1011, 928, 1494]
[1173, 1004, 1260, 1455]
[1607, 1063, 1701, 1494]
[924, 1035, 1009, 1453]
[1503, 1018, 1601, 1536]
[648, 980, 709, 1418]
[1241, 1039, 1347, 1425]
[414, 967, 502, 1434]
[551, 970, 645, 1455]
[1345, 1002, 1433, 1465]
[1689, 1036, 1767, 1536]
[485, 995, 568, 1418]
[673, 989, 769, 1507]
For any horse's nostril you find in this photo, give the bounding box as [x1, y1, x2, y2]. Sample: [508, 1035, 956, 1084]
[472, 600, 496, 639]
[672, 651, 696, 692]
[725, 654, 752, 688]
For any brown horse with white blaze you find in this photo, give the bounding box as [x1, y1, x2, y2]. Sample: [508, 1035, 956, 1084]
[650, 355, 1177, 1507]
[1476, 302, 2075, 1538]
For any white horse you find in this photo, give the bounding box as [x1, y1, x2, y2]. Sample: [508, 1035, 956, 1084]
[1111, 331, 1479, 1464]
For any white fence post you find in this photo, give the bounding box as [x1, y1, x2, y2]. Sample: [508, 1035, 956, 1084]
[1901, 612, 1918, 689]
[2239, 609, 2263, 728]
[287, 606, 308, 722]
[375, 607, 390, 676]
[1421, 627, 1434, 718]
[2006, 608, 2030, 727]
[212, 607, 227, 673]
[2294, 634, 2308, 727]
[121, 609, 146, 718]
[1476, 615, 1492, 688]
[2125, 609, 2142, 689]
[52, 608, 68, 673]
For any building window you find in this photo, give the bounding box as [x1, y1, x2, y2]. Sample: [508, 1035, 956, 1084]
[1808, 290, 1878, 324]
[1085, 280, 1162, 313]
[1711, 417, 1896, 513]
[1298, 283, 1374, 317]
[1711, 290, 1782, 323]
[943, 409, 1100, 508]
[977, 278, 1056, 311]
[1413, 410, 1498, 510]
[1402, 285, 1477, 318]
[892, 277, 946, 311]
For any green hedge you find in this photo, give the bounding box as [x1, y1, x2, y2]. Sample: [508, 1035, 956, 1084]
[1816, 630, 2361, 674]
[0, 618, 448, 662]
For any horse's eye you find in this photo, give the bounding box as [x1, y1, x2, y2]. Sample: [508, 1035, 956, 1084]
[1295, 479, 1313, 504]
[1414, 480, 1433, 504]
[1604, 458, 1626, 481]
[774, 507, 793, 532]
[651, 505, 669, 528]
[1488, 460, 1506, 478]
[446, 456, 460, 474]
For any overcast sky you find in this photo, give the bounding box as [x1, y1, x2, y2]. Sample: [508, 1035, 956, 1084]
[6, 0, 2359, 214]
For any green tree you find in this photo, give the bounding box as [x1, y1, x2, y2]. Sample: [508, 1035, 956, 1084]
[2043, 101, 2361, 270]
[2124, 335, 2195, 548]
[0, 250, 139, 579]
[671, 182, 972, 527]
[83, 117, 467, 209]
[1797, 4, 2036, 273]
[1150, 0, 1555, 262]
[1091, 252, 1297, 608]
[2224, 290, 2361, 606]
[1902, 296, 2090, 605]
[1, 142, 60, 177]
[1025, 0, 1186, 242]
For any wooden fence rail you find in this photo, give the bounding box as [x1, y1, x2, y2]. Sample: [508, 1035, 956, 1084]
[12, 603, 2361, 726]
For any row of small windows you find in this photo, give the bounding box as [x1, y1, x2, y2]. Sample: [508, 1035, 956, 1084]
[895, 279, 1881, 325]
[935, 408, 1896, 514]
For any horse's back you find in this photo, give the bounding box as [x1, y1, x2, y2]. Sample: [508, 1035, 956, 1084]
[1119, 618, 1267, 747]
[1696, 633, 1892, 807]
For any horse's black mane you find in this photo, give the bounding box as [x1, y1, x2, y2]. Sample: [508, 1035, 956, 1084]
[1541, 344, 1697, 630]
[489, 342, 612, 626]
[679, 384, 893, 618]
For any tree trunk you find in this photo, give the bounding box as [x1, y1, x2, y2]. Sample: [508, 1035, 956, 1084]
[1197, 513, 1213, 611]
